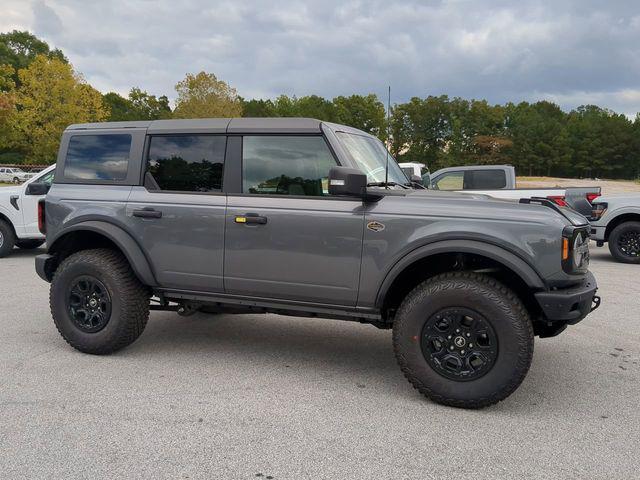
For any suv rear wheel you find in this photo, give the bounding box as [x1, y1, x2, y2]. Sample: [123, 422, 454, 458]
[0, 219, 16, 258]
[608, 221, 640, 264]
[50, 248, 150, 354]
[393, 272, 534, 409]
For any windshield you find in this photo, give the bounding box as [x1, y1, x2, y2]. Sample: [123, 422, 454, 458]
[335, 132, 408, 185]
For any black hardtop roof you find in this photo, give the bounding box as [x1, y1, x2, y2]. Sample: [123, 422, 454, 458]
[65, 117, 325, 134]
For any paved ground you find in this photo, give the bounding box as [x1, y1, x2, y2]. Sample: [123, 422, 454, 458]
[0, 247, 638, 479]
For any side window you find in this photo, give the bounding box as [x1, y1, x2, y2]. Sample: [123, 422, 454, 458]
[146, 135, 226, 192]
[35, 169, 56, 186]
[464, 170, 507, 189]
[242, 136, 337, 196]
[433, 171, 464, 190]
[64, 134, 131, 180]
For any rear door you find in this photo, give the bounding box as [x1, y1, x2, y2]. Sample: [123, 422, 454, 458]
[224, 135, 364, 305]
[125, 134, 227, 292]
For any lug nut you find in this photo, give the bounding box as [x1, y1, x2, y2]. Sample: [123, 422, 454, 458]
[469, 344, 473, 348]
[456, 329, 460, 333]
[466, 333, 471, 337]
[461, 350, 465, 354]
[449, 346, 454, 351]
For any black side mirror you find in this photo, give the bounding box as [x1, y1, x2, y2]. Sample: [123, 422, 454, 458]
[328, 166, 367, 197]
[25, 182, 50, 196]
[421, 172, 431, 189]
[410, 174, 423, 186]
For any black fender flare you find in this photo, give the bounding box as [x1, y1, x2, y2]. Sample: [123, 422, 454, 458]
[375, 239, 546, 308]
[48, 220, 157, 286]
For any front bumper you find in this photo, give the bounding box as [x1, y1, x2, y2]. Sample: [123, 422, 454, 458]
[534, 271, 600, 325]
[590, 225, 606, 242]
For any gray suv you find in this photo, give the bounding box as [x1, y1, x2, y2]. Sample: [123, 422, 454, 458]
[35, 118, 600, 408]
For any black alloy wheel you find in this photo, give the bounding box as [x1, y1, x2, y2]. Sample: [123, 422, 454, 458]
[66, 275, 112, 333]
[421, 307, 498, 381]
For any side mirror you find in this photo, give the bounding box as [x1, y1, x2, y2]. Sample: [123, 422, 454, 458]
[328, 166, 367, 197]
[25, 182, 50, 196]
[410, 174, 423, 186]
[421, 172, 431, 189]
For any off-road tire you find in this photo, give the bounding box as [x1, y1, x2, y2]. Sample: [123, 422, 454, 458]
[50, 248, 150, 354]
[0, 220, 16, 258]
[393, 272, 534, 409]
[16, 239, 45, 250]
[608, 221, 640, 264]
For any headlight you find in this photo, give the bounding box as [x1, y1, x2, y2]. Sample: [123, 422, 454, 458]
[590, 202, 607, 221]
[562, 227, 590, 273]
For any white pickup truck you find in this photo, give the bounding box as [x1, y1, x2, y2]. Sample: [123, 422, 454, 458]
[0, 165, 55, 257]
[399, 163, 601, 218]
[590, 194, 640, 264]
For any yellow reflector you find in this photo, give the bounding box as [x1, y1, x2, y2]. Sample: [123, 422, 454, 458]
[562, 237, 569, 260]
[235, 216, 247, 223]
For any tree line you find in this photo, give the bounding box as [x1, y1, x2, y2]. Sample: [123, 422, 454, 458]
[1, 31, 638, 179]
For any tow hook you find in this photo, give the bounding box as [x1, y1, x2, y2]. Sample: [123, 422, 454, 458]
[591, 295, 601, 312]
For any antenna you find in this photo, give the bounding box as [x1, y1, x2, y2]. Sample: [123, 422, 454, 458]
[384, 85, 391, 188]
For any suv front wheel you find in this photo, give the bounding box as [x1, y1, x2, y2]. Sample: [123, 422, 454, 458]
[393, 272, 534, 408]
[50, 248, 150, 354]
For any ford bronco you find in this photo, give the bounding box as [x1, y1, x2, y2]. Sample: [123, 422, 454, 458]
[35, 118, 600, 408]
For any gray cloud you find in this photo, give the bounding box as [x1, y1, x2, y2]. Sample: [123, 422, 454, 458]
[6, 0, 640, 116]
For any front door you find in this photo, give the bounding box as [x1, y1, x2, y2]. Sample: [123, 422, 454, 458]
[224, 135, 364, 305]
[125, 134, 227, 292]
[21, 168, 56, 237]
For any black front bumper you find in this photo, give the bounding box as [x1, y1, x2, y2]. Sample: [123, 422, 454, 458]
[534, 271, 600, 325]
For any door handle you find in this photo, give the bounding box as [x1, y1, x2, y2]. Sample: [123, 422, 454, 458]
[235, 213, 267, 225]
[133, 208, 162, 219]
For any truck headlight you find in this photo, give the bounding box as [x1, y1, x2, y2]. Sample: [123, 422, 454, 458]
[590, 202, 607, 221]
[562, 227, 590, 273]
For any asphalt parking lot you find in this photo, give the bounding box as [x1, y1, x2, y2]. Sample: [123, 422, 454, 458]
[0, 247, 638, 479]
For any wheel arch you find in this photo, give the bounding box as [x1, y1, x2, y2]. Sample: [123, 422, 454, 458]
[375, 240, 546, 319]
[0, 210, 17, 235]
[47, 221, 157, 286]
[604, 212, 640, 240]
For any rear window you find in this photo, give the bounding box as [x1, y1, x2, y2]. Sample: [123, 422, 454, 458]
[64, 134, 132, 181]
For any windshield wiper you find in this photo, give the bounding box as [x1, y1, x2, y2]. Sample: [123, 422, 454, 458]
[367, 181, 409, 189]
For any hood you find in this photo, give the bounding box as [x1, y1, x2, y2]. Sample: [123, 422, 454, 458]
[595, 193, 640, 203]
[0, 186, 21, 197]
[398, 189, 581, 227]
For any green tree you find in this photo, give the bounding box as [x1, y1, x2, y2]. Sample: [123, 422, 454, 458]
[0, 64, 16, 142]
[333, 94, 386, 138]
[10, 55, 108, 163]
[103, 89, 172, 121]
[240, 97, 276, 117]
[0, 30, 66, 86]
[173, 71, 242, 118]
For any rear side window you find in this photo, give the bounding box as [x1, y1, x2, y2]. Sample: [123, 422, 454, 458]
[64, 134, 131, 180]
[242, 136, 336, 196]
[146, 135, 226, 192]
[464, 170, 507, 189]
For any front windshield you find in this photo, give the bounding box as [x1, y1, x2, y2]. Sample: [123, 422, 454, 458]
[335, 132, 408, 185]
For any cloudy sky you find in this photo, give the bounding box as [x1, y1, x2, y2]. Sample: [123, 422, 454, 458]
[2, 0, 639, 116]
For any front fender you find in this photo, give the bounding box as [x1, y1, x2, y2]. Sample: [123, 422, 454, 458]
[48, 220, 157, 286]
[374, 239, 546, 309]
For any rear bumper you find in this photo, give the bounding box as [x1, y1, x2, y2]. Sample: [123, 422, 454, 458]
[534, 271, 599, 325]
[35, 253, 54, 282]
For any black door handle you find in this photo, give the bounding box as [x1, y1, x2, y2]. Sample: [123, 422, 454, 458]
[133, 208, 162, 219]
[235, 213, 267, 225]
